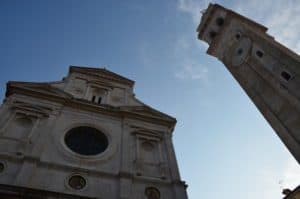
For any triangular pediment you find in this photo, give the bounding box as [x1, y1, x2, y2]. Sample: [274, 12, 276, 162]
[7, 81, 73, 99]
[5, 67, 176, 128]
[69, 66, 135, 87]
[12, 101, 53, 117]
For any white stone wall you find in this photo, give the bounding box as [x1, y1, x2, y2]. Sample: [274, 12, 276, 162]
[0, 69, 188, 199]
[197, 4, 300, 164]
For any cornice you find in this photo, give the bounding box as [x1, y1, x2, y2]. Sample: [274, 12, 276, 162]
[0, 153, 174, 185]
[69, 66, 135, 87]
[6, 85, 176, 129]
[0, 184, 97, 199]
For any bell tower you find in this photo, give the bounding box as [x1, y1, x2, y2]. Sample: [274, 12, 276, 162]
[0, 66, 188, 198]
[197, 4, 300, 163]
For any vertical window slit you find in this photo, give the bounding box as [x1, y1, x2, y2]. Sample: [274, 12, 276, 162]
[216, 17, 224, 26]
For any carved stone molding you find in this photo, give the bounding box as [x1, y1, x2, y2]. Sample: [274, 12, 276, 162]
[131, 126, 167, 179]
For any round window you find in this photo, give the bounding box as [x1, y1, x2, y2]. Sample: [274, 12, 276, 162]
[68, 175, 86, 190]
[64, 126, 108, 156]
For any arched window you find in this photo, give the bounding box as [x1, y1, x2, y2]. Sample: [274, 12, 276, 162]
[145, 187, 160, 199]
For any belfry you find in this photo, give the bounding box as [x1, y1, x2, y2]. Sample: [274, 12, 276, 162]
[197, 4, 300, 164]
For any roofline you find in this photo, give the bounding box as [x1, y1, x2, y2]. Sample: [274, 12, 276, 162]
[283, 186, 300, 199]
[69, 66, 135, 87]
[5, 83, 176, 129]
[197, 3, 268, 39]
[132, 97, 177, 122]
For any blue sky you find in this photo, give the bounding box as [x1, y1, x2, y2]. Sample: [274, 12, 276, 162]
[0, 0, 299, 198]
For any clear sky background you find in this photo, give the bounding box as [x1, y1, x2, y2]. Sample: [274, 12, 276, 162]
[0, 0, 299, 198]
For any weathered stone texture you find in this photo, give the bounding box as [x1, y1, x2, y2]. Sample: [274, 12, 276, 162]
[0, 66, 188, 198]
[197, 4, 300, 163]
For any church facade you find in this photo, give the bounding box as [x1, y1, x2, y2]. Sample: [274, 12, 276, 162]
[0, 66, 188, 199]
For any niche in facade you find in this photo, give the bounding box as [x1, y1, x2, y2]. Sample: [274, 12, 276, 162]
[140, 140, 157, 164]
[145, 187, 160, 199]
[132, 129, 166, 178]
[5, 114, 34, 139]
